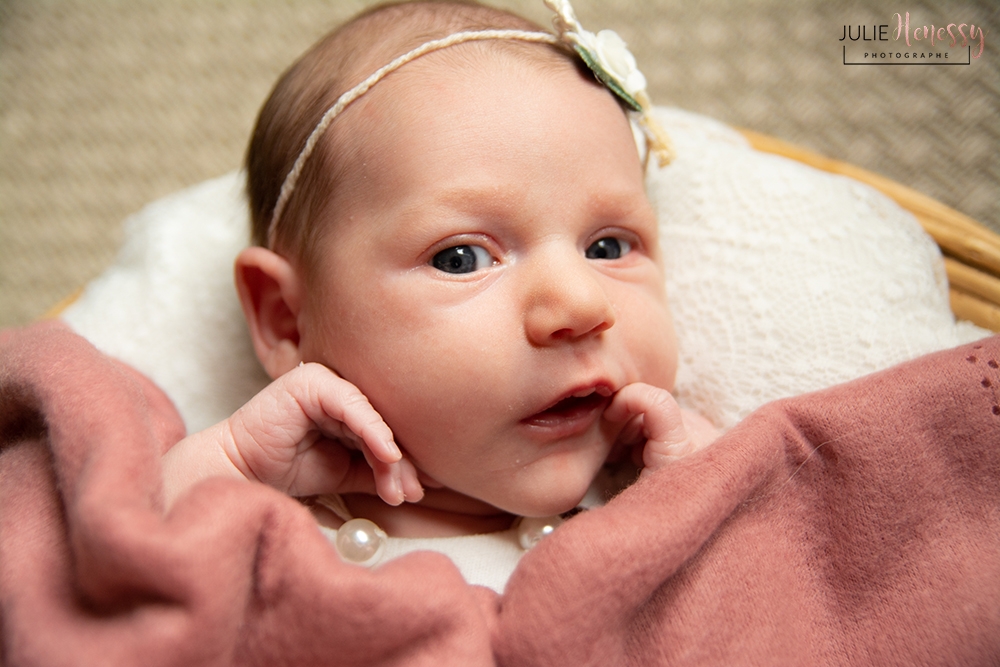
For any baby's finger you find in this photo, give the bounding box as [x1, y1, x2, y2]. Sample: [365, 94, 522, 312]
[293, 363, 401, 464]
[605, 383, 693, 471]
[399, 457, 425, 502]
[270, 364, 423, 504]
[359, 443, 405, 506]
[282, 441, 377, 497]
[358, 440, 424, 505]
[604, 384, 685, 442]
[606, 413, 644, 463]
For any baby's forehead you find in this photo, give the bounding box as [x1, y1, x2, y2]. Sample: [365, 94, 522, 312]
[321, 43, 585, 167]
[318, 51, 649, 214]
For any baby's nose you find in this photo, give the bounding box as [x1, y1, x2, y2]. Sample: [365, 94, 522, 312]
[523, 249, 616, 345]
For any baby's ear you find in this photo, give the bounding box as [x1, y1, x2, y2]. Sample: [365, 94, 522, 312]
[234, 247, 304, 379]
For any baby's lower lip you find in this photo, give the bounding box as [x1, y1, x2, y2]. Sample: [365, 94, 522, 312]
[521, 393, 609, 439]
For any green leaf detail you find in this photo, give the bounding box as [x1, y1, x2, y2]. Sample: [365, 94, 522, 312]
[573, 44, 642, 112]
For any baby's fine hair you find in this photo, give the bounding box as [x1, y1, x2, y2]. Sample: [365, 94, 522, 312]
[246, 0, 578, 263]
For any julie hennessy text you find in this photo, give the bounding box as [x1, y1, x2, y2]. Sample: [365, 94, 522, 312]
[840, 12, 987, 59]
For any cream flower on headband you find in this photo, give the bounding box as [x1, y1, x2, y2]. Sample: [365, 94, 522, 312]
[582, 30, 647, 105]
[545, 0, 673, 165]
[546, 0, 642, 110]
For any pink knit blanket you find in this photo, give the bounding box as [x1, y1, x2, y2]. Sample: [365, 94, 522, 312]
[2, 321, 998, 666]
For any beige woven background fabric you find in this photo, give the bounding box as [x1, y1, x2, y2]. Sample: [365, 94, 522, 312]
[1, 0, 997, 327]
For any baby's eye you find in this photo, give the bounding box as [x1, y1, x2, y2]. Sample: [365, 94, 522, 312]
[585, 237, 632, 260]
[431, 244, 496, 274]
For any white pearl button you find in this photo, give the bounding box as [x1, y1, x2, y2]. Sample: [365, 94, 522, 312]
[335, 518, 387, 567]
[516, 515, 564, 550]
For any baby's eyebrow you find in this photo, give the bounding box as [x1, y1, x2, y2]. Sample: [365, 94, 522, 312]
[589, 191, 654, 217]
[424, 185, 651, 220]
[427, 186, 520, 213]
[388, 187, 516, 246]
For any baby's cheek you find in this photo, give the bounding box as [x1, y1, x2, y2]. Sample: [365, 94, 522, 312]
[371, 383, 490, 469]
[626, 297, 678, 389]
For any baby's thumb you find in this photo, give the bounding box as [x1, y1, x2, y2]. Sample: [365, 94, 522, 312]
[639, 397, 693, 473]
[605, 383, 692, 475]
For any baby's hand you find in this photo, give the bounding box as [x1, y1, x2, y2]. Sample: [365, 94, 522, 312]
[162, 363, 423, 508]
[603, 383, 718, 476]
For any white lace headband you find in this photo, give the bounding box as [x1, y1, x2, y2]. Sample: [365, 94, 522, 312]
[267, 0, 673, 246]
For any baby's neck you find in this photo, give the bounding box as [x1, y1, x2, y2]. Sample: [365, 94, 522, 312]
[342, 490, 516, 538]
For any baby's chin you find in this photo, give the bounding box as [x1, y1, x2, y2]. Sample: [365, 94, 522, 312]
[416, 481, 587, 520]
[482, 448, 616, 517]
[483, 469, 598, 519]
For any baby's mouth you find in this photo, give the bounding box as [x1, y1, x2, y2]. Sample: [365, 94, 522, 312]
[522, 385, 613, 428]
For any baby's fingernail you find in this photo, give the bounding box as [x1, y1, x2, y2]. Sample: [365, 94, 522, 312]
[403, 479, 424, 503]
[390, 474, 404, 505]
[386, 439, 402, 461]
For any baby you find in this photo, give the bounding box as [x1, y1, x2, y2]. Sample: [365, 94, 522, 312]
[163, 0, 716, 569]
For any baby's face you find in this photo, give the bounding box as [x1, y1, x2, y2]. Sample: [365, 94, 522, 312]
[297, 51, 677, 517]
